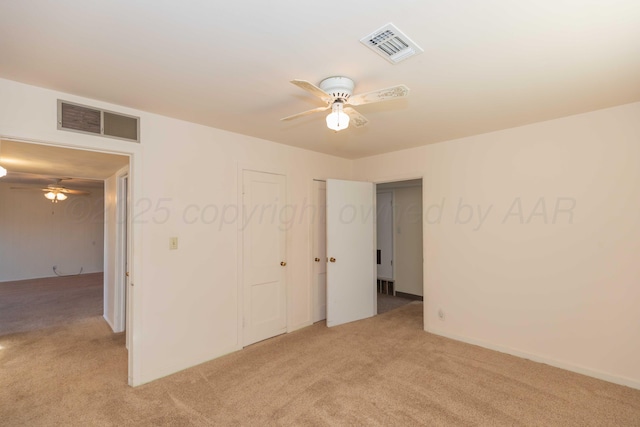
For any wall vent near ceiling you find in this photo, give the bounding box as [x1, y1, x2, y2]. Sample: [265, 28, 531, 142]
[57, 100, 140, 143]
[360, 23, 423, 64]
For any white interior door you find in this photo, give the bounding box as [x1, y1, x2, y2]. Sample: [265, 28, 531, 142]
[376, 191, 393, 280]
[312, 180, 327, 322]
[242, 170, 287, 346]
[119, 174, 130, 348]
[326, 179, 376, 327]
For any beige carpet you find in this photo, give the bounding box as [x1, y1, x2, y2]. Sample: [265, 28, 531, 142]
[377, 293, 413, 314]
[0, 273, 103, 335]
[1, 277, 640, 426]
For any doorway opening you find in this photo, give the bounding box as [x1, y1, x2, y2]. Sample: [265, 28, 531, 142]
[0, 138, 132, 376]
[310, 178, 424, 323]
[376, 179, 424, 314]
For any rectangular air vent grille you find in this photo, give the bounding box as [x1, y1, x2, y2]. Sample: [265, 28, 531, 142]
[360, 23, 423, 64]
[60, 102, 101, 134]
[104, 111, 139, 141]
[58, 100, 140, 143]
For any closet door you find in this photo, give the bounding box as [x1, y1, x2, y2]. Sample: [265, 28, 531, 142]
[242, 170, 287, 345]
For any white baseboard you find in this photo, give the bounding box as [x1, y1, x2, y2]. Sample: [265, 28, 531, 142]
[103, 314, 116, 332]
[134, 344, 242, 387]
[427, 327, 640, 391]
[288, 320, 313, 333]
[134, 320, 319, 386]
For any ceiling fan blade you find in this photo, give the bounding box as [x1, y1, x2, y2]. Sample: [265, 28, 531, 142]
[10, 186, 43, 191]
[347, 84, 409, 106]
[290, 80, 334, 103]
[281, 105, 330, 121]
[343, 107, 369, 128]
[10, 186, 89, 195]
[57, 188, 90, 195]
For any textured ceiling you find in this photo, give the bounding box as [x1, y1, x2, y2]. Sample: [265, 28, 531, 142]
[0, 1, 639, 159]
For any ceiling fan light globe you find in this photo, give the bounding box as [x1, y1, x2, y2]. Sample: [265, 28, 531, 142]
[0, 165, 6, 178]
[326, 111, 350, 131]
[44, 191, 56, 200]
[56, 193, 67, 201]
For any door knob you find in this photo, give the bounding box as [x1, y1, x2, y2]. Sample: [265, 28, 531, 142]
[329, 257, 336, 263]
[280, 261, 287, 266]
[314, 257, 320, 262]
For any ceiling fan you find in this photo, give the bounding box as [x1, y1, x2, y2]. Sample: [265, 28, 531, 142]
[11, 178, 90, 202]
[281, 76, 409, 131]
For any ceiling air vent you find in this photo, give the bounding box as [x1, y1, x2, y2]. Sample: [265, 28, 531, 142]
[58, 100, 140, 143]
[360, 23, 423, 64]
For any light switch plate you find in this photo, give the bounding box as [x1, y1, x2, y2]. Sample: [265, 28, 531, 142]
[169, 237, 178, 250]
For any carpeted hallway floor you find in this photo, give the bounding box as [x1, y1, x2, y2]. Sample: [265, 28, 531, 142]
[377, 292, 414, 314]
[1, 276, 640, 426]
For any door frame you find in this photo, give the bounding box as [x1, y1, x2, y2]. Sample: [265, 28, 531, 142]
[0, 135, 139, 384]
[310, 175, 425, 324]
[374, 175, 425, 326]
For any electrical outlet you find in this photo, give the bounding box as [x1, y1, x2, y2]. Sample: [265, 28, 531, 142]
[169, 237, 178, 250]
[438, 309, 445, 320]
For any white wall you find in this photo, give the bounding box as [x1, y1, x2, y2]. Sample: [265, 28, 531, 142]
[0, 77, 351, 385]
[0, 181, 104, 281]
[376, 191, 393, 279]
[354, 102, 640, 389]
[393, 186, 423, 297]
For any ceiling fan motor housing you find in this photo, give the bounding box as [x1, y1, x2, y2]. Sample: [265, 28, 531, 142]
[319, 76, 354, 100]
